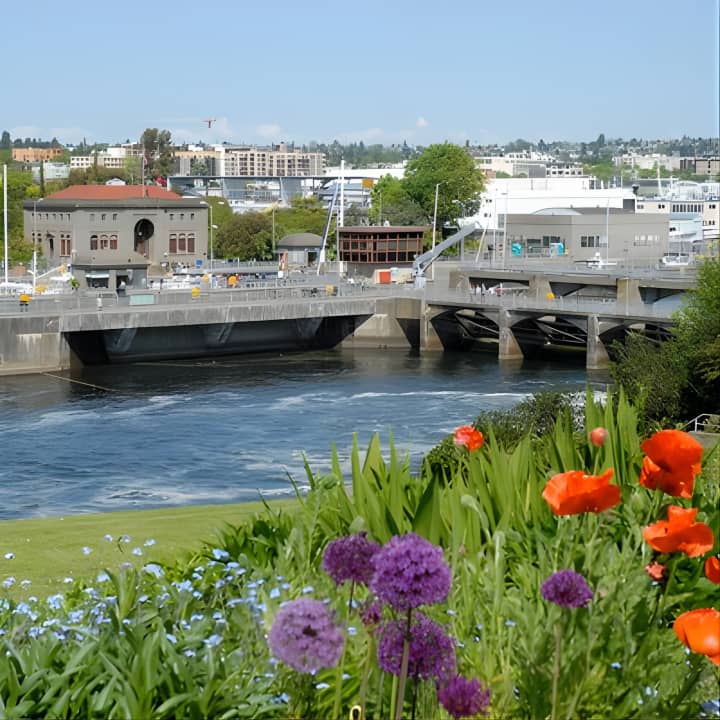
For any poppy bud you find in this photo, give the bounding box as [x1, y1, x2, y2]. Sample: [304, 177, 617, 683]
[589, 427, 608, 447]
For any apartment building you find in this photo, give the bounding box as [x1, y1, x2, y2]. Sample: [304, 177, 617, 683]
[12, 146, 64, 162]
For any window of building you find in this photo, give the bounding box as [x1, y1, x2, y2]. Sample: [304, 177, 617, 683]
[110, 234, 118, 250]
[60, 234, 72, 255]
[100, 234, 109, 249]
[101, 214, 106, 221]
[112, 213, 118, 221]
[178, 233, 186, 252]
[187, 233, 195, 253]
[169, 234, 177, 253]
[190, 213, 195, 220]
[90, 234, 98, 250]
[90, 213, 95, 221]
[170, 213, 174, 221]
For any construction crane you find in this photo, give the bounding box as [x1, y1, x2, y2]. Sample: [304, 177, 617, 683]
[202, 118, 217, 129]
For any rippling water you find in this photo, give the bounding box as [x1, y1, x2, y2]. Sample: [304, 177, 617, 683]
[0, 349, 602, 520]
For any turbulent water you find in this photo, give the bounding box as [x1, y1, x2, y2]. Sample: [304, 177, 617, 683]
[0, 349, 602, 520]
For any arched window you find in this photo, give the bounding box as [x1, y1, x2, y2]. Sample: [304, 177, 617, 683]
[110, 234, 118, 250]
[178, 233, 186, 252]
[100, 234, 109, 249]
[187, 233, 195, 253]
[90, 234, 98, 250]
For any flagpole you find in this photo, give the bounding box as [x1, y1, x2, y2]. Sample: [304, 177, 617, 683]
[3, 163, 8, 287]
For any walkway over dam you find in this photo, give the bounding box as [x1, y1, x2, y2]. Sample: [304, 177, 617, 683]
[0, 269, 687, 376]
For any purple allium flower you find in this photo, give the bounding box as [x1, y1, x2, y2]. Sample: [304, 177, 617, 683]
[322, 532, 381, 586]
[541, 570, 593, 608]
[377, 612, 456, 681]
[370, 533, 451, 611]
[268, 598, 344, 674]
[360, 600, 383, 628]
[438, 676, 491, 718]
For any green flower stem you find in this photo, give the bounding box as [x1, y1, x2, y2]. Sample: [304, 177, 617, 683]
[394, 609, 413, 720]
[332, 581, 355, 720]
[551, 620, 563, 720]
[358, 632, 376, 720]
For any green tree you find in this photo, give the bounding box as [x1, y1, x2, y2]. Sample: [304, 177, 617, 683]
[610, 258, 720, 425]
[0, 168, 35, 262]
[140, 128, 175, 179]
[369, 175, 425, 225]
[124, 156, 142, 184]
[0, 130, 10, 149]
[402, 143, 485, 229]
[672, 258, 720, 416]
[215, 211, 273, 260]
[190, 158, 209, 176]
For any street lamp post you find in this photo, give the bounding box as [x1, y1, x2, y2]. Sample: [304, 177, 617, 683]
[431, 182, 440, 281]
[208, 201, 226, 274]
[32, 199, 38, 293]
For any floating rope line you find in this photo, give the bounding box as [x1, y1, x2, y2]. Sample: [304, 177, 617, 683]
[42, 372, 119, 393]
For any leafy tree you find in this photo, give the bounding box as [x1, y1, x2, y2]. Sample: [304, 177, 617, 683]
[610, 259, 720, 425]
[609, 333, 687, 429]
[368, 175, 425, 226]
[190, 158, 209, 176]
[402, 143, 485, 228]
[0, 168, 35, 261]
[124, 156, 142, 184]
[0, 130, 10, 149]
[140, 128, 174, 179]
[672, 258, 720, 416]
[215, 211, 272, 260]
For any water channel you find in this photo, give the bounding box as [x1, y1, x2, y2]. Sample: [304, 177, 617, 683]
[0, 349, 604, 520]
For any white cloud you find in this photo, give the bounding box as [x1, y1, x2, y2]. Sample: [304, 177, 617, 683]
[256, 123, 282, 139]
[416, 116, 428, 128]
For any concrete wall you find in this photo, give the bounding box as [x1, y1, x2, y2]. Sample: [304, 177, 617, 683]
[0, 315, 72, 375]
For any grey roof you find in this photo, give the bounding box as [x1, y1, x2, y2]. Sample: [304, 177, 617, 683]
[277, 232, 323, 249]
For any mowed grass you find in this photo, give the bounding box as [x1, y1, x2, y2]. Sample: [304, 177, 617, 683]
[0, 500, 294, 599]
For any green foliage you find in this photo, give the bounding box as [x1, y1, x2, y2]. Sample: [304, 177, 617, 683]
[0, 168, 35, 261]
[610, 333, 687, 429]
[141, 128, 174, 178]
[611, 258, 720, 424]
[403, 143, 486, 228]
[672, 258, 720, 414]
[215, 211, 273, 260]
[368, 175, 426, 226]
[2, 391, 717, 719]
[424, 391, 580, 475]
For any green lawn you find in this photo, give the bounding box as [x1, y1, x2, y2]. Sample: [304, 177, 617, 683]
[0, 501, 293, 599]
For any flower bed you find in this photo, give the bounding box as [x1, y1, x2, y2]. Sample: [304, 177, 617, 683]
[0, 391, 718, 718]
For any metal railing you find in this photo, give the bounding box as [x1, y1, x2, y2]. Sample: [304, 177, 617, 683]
[681, 413, 720, 434]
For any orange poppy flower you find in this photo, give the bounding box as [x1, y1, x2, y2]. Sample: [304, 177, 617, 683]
[642, 505, 714, 558]
[542, 468, 620, 515]
[706, 557, 720, 585]
[673, 608, 720, 665]
[453, 425, 484, 451]
[639, 429, 703, 498]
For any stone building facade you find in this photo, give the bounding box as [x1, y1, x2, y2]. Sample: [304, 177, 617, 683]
[23, 185, 209, 289]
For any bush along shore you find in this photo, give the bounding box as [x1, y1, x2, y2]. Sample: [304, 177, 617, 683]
[0, 390, 718, 719]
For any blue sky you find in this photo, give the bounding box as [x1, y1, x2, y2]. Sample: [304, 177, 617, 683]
[4, 0, 719, 147]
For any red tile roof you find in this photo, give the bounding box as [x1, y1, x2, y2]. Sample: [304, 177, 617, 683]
[48, 185, 182, 200]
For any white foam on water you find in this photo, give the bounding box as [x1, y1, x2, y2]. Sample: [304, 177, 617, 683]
[269, 395, 307, 410]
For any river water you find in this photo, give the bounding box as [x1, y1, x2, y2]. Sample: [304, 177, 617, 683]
[0, 349, 601, 520]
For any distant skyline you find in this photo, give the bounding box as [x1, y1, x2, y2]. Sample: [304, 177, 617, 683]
[4, 0, 719, 148]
